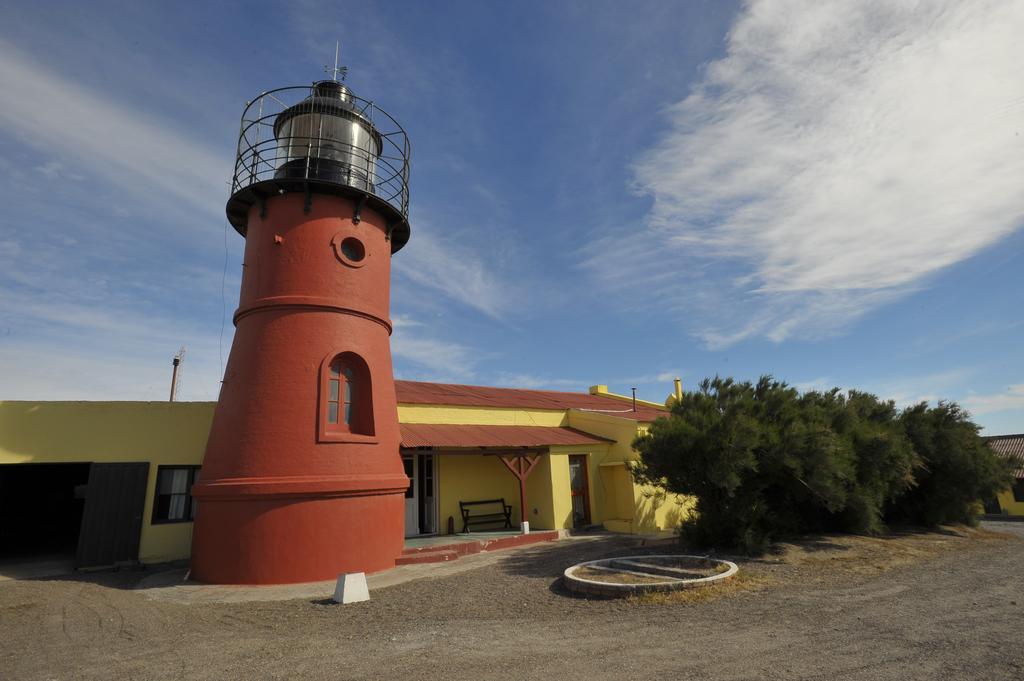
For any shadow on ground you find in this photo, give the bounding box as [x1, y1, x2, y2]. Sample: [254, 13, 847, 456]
[0, 561, 189, 593]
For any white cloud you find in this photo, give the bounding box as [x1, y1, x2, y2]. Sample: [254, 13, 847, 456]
[34, 161, 83, 182]
[792, 376, 834, 394]
[963, 384, 1024, 416]
[390, 315, 424, 329]
[590, 0, 1024, 347]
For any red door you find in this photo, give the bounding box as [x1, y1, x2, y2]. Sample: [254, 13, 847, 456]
[568, 455, 591, 528]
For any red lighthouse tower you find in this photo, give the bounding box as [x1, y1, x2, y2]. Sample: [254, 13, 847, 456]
[190, 64, 412, 584]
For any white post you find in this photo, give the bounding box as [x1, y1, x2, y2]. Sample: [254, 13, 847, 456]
[332, 572, 370, 604]
[521, 521, 530, 535]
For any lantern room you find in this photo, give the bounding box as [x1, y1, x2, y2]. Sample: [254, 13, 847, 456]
[225, 78, 411, 251]
[272, 80, 382, 192]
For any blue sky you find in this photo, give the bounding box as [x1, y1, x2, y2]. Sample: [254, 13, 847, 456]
[1, 0, 1022, 434]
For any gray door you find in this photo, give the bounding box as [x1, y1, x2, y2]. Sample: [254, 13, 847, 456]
[75, 462, 150, 569]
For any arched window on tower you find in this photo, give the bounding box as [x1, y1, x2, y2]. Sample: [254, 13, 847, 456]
[320, 352, 374, 439]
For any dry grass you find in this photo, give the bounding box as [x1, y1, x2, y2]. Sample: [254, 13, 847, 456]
[623, 524, 1017, 606]
[574, 567, 670, 584]
[627, 572, 770, 606]
[767, 525, 1014, 578]
[574, 556, 731, 584]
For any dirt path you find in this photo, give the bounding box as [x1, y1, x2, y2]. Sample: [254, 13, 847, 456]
[2, 522, 1022, 680]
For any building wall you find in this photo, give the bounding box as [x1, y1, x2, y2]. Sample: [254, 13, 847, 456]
[405, 403, 690, 534]
[525, 453, 561, 530]
[566, 409, 693, 534]
[0, 401, 214, 563]
[433, 448, 609, 533]
[0, 399, 688, 559]
[546, 445, 607, 528]
[598, 463, 635, 533]
[546, 451, 575, 529]
[398, 404, 567, 427]
[997, 487, 1024, 516]
[436, 453, 543, 530]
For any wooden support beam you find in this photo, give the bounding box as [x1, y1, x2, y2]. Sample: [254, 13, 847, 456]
[499, 453, 541, 530]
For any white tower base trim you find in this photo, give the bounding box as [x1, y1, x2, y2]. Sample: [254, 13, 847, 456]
[333, 572, 370, 604]
[521, 521, 530, 534]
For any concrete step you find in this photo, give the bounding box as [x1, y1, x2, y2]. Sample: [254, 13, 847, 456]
[398, 531, 560, 565]
[480, 531, 559, 551]
[402, 541, 483, 557]
[394, 549, 459, 566]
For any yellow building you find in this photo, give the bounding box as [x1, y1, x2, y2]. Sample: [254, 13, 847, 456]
[0, 381, 689, 569]
[986, 434, 1024, 517]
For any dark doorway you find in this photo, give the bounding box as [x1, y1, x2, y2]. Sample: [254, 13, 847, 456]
[0, 463, 91, 560]
[417, 454, 435, 534]
[76, 462, 150, 569]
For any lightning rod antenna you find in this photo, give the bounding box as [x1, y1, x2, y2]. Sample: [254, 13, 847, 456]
[324, 41, 347, 82]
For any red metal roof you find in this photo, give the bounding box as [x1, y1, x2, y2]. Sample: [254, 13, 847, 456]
[395, 381, 668, 422]
[985, 434, 1024, 478]
[400, 423, 613, 449]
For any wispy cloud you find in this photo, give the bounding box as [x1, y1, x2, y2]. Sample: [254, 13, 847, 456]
[34, 160, 83, 182]
[0, 282, 228, 398]
[964, 384, 1024, 416]
[490, 373, 588, 391]
[793, 367, 976, 410]
[395, 223, 515, 319]
[283, 2, 527, 322]
[585, 0, 1024, 347]
[391, 332, 479, 381]
[618, 370, 684, 386]
[390, 314, 424, 329]
[0, 40, 228, 224]
[792, 376, 834, 394]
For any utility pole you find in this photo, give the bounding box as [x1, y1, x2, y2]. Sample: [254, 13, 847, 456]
[169, 346, 186, 402]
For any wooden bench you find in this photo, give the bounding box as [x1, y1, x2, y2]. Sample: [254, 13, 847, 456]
[459, 498, 513, 533]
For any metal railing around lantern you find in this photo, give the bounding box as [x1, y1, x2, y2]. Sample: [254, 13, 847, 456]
[229, 83, 410, 222]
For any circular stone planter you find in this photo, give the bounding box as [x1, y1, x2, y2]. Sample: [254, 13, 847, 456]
[563, 555, 738, 597]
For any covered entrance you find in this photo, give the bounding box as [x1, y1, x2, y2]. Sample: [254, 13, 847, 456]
[400, 423, 611, 535]
[402, 453, 436, 537]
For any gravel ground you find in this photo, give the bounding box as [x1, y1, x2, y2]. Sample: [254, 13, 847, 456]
[1, 522, 1022, 680]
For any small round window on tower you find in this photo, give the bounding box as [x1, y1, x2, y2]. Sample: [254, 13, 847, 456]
[339, 237, 365, 263]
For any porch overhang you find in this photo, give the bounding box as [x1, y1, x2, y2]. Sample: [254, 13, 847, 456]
[399, 423, 610, 534]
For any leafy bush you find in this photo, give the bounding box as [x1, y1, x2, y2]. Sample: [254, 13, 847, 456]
[632, 376, 1010, 553]
[888, 402, 1012, 526]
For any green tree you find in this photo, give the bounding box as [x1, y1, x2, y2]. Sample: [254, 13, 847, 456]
[633, 377, 916, 552]
[888, 401, 1014, 526]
